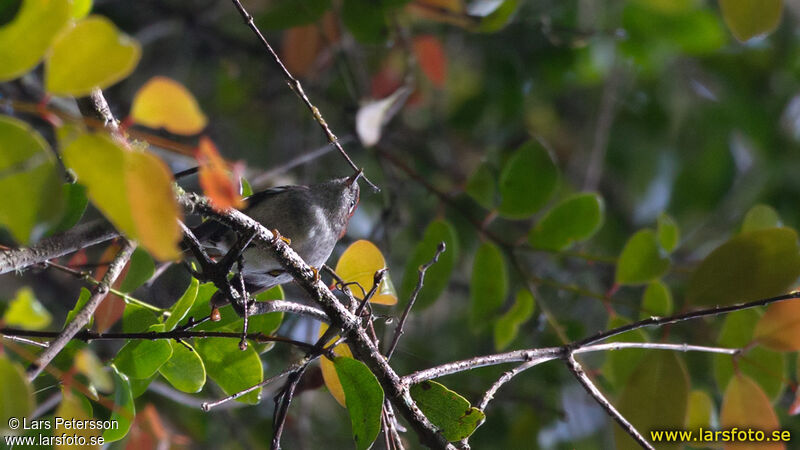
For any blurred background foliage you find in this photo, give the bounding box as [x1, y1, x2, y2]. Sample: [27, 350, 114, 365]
[4, 0, 800, 448]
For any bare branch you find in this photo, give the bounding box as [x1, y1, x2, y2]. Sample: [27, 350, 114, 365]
[27, 240, 135, 380]
[566, 353, 653, 450]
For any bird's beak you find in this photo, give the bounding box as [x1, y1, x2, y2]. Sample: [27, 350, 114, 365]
[347, 169, 363, 186]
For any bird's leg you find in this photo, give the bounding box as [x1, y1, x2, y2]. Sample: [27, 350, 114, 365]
[270, 228, 291, 245]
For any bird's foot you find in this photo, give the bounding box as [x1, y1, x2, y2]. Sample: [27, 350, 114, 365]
[271, 228, 291, 245]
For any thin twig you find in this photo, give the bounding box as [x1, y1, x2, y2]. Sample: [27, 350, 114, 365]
[250, 137, 354, 187]
[227, 0, 379, 192]
[566, 353, 653, 450]
[1, 334, 49, 348]
[272, 363, 309, 450]
[27, 240, 135, 380]
[202, 359, 307, 411]
[385, 242, 446, 360]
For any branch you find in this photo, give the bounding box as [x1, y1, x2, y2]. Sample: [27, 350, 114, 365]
[227, 0, 379, 192]
[385, 241, 446, 360]
[566, 353, 653, 450]
[27, 240, 135, 380]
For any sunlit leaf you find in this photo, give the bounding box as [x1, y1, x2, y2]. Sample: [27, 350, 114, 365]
[718, 0, 782, 43]
[470, 241, 508, 331]
[399, 220, 458, 310]
[335, 240, 397, 305]
[493, 289, 535, 351]
[615, 229, 670, 285]
[471, 0, 519, 32]
[103, 366, 134, 442]
[119, 247, 155, 293]
[45, 15, 141, 96]
[3, 287, 52, 330]
[754, 300, 800, 351]
[66, 288, 93, 328]
[686, 228, 800, 306]
[319, 322, 354, 407]
[656, 212, 679, 253]
[196, 136, 245, 212]
[164, 278, 199, 331]
[75, 349, 113, 393]
[195, 335, 263, 404]
[741, 204, 781, 233]
[410, 380, 485, 441]
[497, 140, 559, 219]
[70, 0, 92, 19]
[333, 357, 384, 450]
[0, 355, 33, 435]
[0, 115, 63, 243]
[130, 76, 208, 135]
[55, 390, 101, 450]
[614, 351, 689, 450]
[714, 309, 785, 400]
[528, 193, 604, 251]
[158, 340, 206, 393]
[720, 374, 784, 450]
[113, 324, 173, 379]
[413, 35, 447, 87]
[0, 0, 69, 81]
[465, 162, 496, 209]
[639, 280, 673, 319]
[356, 86, 411, 147]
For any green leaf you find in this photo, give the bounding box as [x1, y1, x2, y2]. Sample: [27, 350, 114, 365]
[410, 381, 486, 442]
[685, 389, 714, 431]
[741, 204, 781, 233]
[342, 0, 387, 44]
[718, 0, 782, 42]
[0, 115, 63, 243]
[70, 0, 92, 19]
[3, 287, 52, 330]
[129, 373, 156, 398]
[399, 220, 458, 310]
[0, 0, 70, 81]
[113, 324, 173, 379]
[601, 315, 649, 389]
[528, 193, 604, 251]
[65, 288, 92, 328]
[465, 162, 496, 209]
[55, 389, 101, 447]
[103, 366, 134, 442]
[258, 0, 330, 30]
[195, 336, 263, 404]
[493, 289, 535, 351]
[75, 348, 113, 393]
[686, 227, 800, 306]
[158, 340, 206, 393]
[497, 141, 559, 218]
[639, 281, 673, 319]
[119, 247, 155, 293]
[122, 303, 158, 333]
[333, 357, 384, 450]
[47, 183, 88, 235]
[470, 241, 508, 331]
[656, 212, 679, 253]
[0, 355, 34, 435]
[615, 229, 670, 285]
[474, 0, 520, 33]
[45, 15, 141, 96]
[713, 309, 785, 400]
[614, 351, 689, 450]
[164, 278, 199, 331]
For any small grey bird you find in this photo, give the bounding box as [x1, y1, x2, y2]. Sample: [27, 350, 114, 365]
[191, 172, 361, 314]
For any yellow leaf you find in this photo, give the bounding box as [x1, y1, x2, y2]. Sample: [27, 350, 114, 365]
[335, 240, 397, 305]
[130, 76, 208, 135]
[318, 322, 353, 407]
[125, 150, 182, 260]
[55, 389, 101, 450]
[718, 0, 782, 43]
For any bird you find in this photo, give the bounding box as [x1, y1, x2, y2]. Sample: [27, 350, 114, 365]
[188, 171, 361, 317]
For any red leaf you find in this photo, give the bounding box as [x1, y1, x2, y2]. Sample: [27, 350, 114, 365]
[281, 24, 322, 78]
[195, 137, 245, 212]
[413, 35, 447, 87]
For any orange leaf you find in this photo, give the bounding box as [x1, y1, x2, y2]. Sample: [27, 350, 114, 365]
[125, 151, 183, 261]
[753, 301, 800, 351]
[318, 322, 354, 407]
[281, 24, 322, 78]
[196, 137, 245, 212]
[130, 76, 208, 135]
[334, 240, 397, 305]
[413, 35, 447, 87]
[720, 374, 784, 450]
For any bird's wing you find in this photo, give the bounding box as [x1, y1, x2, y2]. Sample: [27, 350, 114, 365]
[243, 184, 309, 211]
